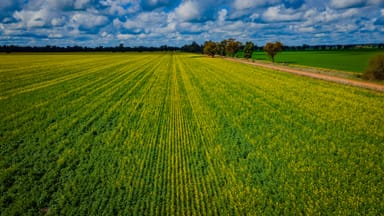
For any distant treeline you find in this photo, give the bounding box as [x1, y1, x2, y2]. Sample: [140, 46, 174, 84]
[0, 44, 180, 53]
[1, 42, 383, 53]
[284, 43, 384, 51]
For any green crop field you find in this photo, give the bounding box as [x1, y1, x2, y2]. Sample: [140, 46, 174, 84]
[1, 52, 384, 215]
[251, 50, 384, 73]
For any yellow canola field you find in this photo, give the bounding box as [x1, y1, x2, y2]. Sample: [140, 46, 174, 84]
[1, 52, 383, 215]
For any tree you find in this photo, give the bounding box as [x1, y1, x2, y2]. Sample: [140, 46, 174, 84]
[225, 38, 242, 57]
[119, 43, 124, 52]
[243, 41, 255, 60]
[218, 40, 227, 56]
[363, 54, 384, 80]
[263, 41, 283, 62]
[181, 41, 203, 53]
[203, 41, 218, 57]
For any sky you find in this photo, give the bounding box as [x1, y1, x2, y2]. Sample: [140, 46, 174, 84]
[0, 0, 383, 47]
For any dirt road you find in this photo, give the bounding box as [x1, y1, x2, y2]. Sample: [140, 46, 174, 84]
[224, 57, 384, 92]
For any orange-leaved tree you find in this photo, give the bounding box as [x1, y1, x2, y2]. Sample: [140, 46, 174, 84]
[263, 41, 283, 63]
[203, 41, 218, 58]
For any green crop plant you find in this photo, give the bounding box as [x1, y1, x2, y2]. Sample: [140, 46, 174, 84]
[1, 53, 383, 215]
[250, 50, 384, 73]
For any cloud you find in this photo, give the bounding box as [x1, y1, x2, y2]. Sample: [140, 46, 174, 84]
[374, 16, 384, 25]
[174, 1, 201, 21]
[140, 0, 175, 10]
[74, 0, 94, 9]
[13, 9, 52, 28]
[70, 13, 109, 30]
[305, 8, 360, 24]
[0, 0, 383, 47]
[48, 33, 64, 38]
[174, 0, 225, 22]
[289, 25, 316, 33]
[0, 0, 24, 20]
[329, 0, 366, 9]
[233, 0, 278, 10]
[175, 22, 202, 34]
[329, 0, 384, 9]
[51, 16, 67, 27]
[99, 0, 142, 15]
[116, 11, 168, 35]
[117, 33, 136, 40]
[218, 9, 227, 24]
[262, 5, 302, 22]
[48, 0, 103, 10]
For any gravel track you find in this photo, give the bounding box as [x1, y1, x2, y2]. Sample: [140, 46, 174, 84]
[224, 57, 384, 92]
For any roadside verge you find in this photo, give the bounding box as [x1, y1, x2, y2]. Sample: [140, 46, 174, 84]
[223, 57, 384, 92]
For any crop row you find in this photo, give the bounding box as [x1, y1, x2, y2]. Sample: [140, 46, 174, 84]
[1, 53, 383, 215]
[180, 56, 384, 214]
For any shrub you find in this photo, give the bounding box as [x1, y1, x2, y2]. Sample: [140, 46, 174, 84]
[363, 54, 384, 80]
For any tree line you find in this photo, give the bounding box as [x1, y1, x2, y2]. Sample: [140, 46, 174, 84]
[203, 39, 283, 62]
[0, 44, 180, 53]
[2, 42, 382, 54]
[202, 39, 384, 80]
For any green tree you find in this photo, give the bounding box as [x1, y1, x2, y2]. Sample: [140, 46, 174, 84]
[225, 38, 242, 57]
[363, 54, 384, 80]
[263, 41, 283, 62]
[203, 41, 218, 58]
[243, 41, 255, 60]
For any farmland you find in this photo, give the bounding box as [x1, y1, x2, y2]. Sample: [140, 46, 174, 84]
[251, 49, 384, 73]
[1, 52, 384, 215]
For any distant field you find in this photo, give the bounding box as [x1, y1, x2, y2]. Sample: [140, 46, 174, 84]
[1, 53, 384, 215]
[251, 49, 384, 73]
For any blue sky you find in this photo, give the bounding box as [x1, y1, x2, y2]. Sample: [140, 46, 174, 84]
[0, 0, 383, 47]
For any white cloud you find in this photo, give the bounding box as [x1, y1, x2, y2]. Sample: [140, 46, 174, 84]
[120, 11, 168, 33]
[117, 33, 135, 40]
[329, 0, 365, 9]
[233, 0, 278, 10]
[217, 8, 227, 25]
[174, 1, 201, 21]
[323, 8, 359, 22]
[262, 5, 302, 22]
[1, 0, 383, 47]
[315, 33, 326, 37]
[289, 25, 315, 33]
[74, 0, 91, 9]
[250, 13, 260, 21]
[70, 13, 109, 29]
[51, 16, 67, 27]
[302, 7, 360, 27]
[173, 0, 221, 22]
[157, 22, 176, 33]
[13, 9, 50, 28]
[100, 31, 112, 38]
[330, 0, 384, 9]
[176, 22, 204, 34]
[230, 0, 279, 18]
[48, 33, 63, 38]
[100, 0, 141, 15]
